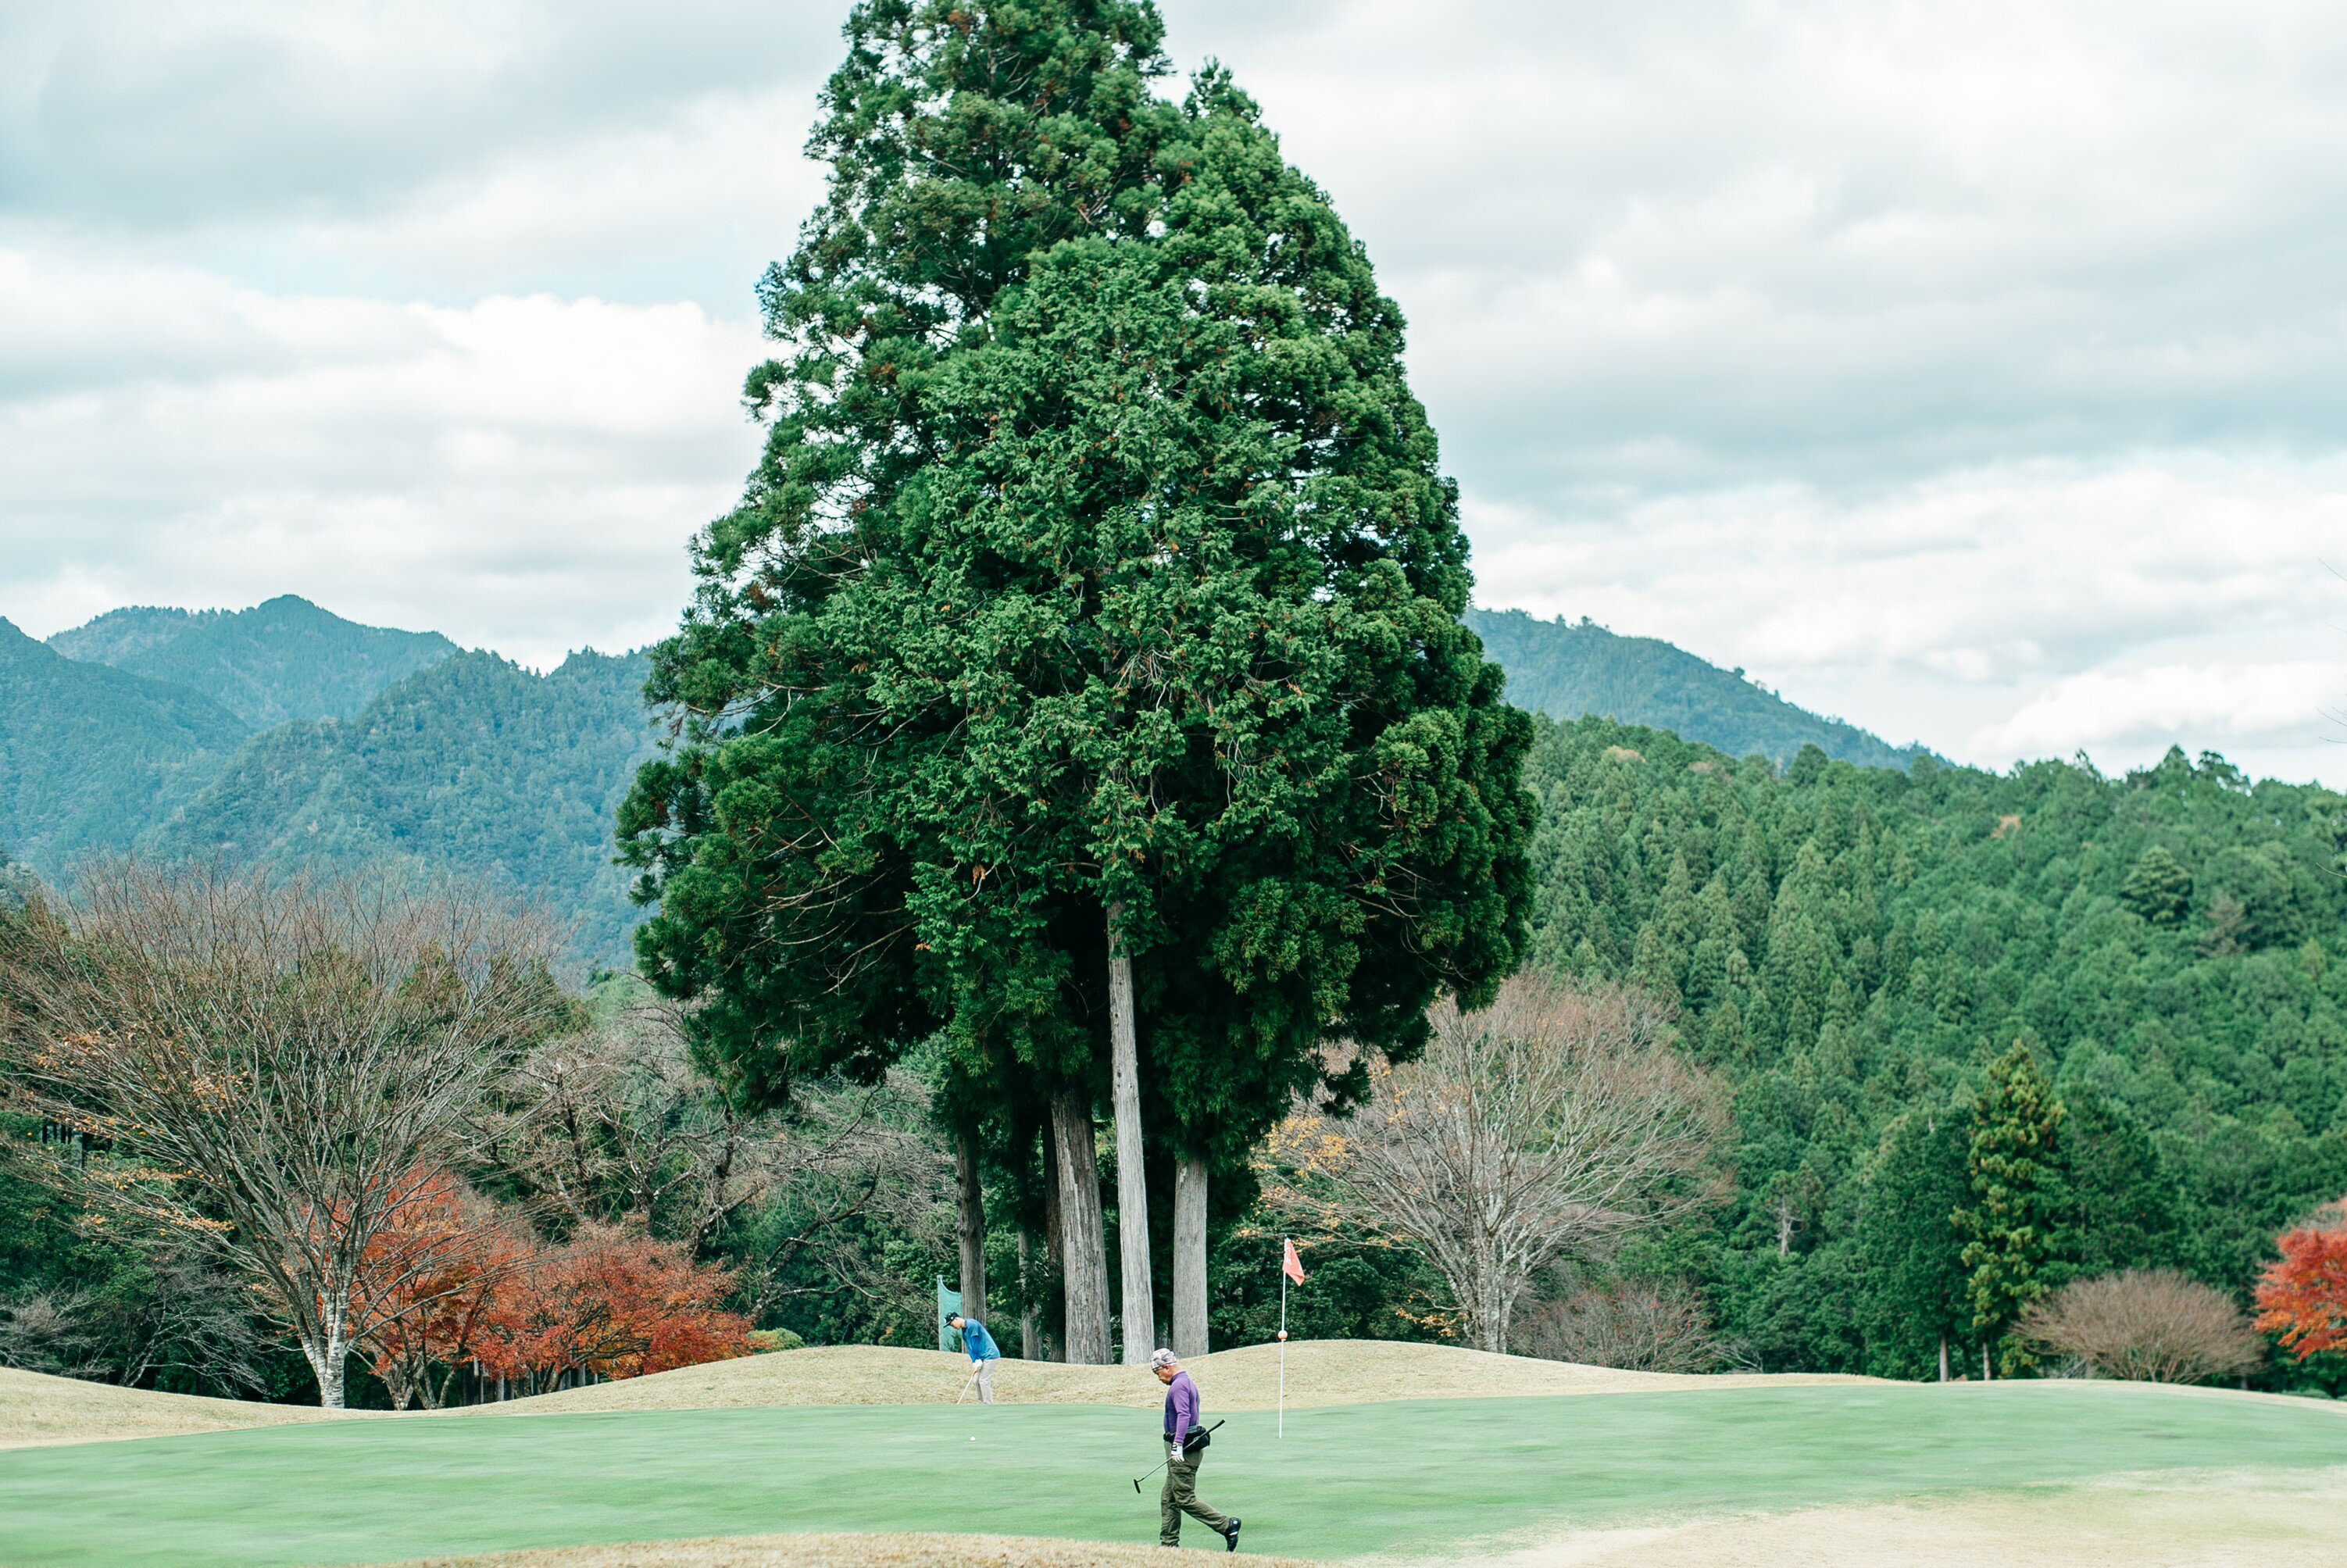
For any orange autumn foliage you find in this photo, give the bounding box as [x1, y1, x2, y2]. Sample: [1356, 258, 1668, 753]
[2253, 1197, 2347, 1361]
[352, 1171, 531, 1409]
[348, 1173, 754, 1400]
[476, 1223, 753, 1383]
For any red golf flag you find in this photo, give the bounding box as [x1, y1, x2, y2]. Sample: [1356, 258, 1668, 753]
[1282, 1238, 1307, 1285]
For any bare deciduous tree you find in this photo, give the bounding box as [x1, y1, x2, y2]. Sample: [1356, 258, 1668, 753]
[0, 1288, 94, 1375]
[2019, 1268, 2264, 1384]
[480, 986, 955, 1322]
[1514, 1278, 1721, 1373]
[0, 862, 564, 1407]
[1264, 973, 1725, 1354]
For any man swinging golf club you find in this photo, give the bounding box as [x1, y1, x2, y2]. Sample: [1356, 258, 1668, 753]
[945, 1312, 1001, 1404]
[1152, 1348, 1241, 1552]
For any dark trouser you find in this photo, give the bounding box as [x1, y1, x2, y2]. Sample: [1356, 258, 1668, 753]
[1160, 1437, 1230, 1546]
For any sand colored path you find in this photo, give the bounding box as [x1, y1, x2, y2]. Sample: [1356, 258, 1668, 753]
[369, 1466, 2347, 1567]
[461, 1339, 1876, 1420]
[391, 1533, 1316, 1567]
[1470, 1466, 2347, 1568]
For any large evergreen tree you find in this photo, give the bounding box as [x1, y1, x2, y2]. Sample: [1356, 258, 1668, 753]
[621, 1, 1531, 1363]
[1858, 1104, 1971, 1380]
[1955, 1041, 2065, 1377]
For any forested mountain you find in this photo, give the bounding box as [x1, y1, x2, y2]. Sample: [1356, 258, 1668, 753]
[146, 650, 659, 956]
[49, 595, 456, 728]
[4, 598, 648, 955]
[1520, 717, 2347, 1380]
[0, 618, 248, 866]
[11, 589, 2344, 1384]
[1466, 608, 1925, 770]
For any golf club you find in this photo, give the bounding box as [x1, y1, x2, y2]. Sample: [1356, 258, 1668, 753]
[954, 1370, 979, 1405]
[1131, 1420, 1224, 1491]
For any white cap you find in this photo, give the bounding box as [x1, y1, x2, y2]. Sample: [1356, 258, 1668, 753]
[1149, 1348, 1180, 1370]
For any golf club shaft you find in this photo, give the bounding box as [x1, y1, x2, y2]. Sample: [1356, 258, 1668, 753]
[1131, 1420, 1224, 1488]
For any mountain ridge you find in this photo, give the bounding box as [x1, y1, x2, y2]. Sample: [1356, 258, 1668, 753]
[5, 594, 1943, 959]
[49, 595, 459, 728]
[1463, 608, 1928, 772]
[141, 647, 659, 956]
[0, 616, 248, 866]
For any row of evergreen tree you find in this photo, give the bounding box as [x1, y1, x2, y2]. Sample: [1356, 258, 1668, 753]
[1521, 716, 2347, 1386]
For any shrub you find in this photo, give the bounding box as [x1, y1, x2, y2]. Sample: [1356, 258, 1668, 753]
[2018, 1269, 2262, 1383]
[1514, 1280, 1720, 1373]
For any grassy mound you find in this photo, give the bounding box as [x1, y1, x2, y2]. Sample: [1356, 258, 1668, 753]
[391, 1533, 1317, 1566]
[0, 1341, 1871, 1452]
[467, 1338, 1876, 1419]
[2, 1380, 2341, 1566]
[0, 1366, 360, 1450]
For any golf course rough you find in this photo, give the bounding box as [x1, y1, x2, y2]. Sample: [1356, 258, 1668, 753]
[2, 1381, 2344, 1566]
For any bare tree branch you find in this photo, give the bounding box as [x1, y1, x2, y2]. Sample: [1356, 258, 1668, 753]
[1261, 973, 1727, 1355]
[0, 861, 564, 1407]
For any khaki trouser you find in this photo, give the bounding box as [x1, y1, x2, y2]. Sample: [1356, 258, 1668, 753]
[1159, 1437, 1230, 1546]
[970, 1359, 995, 1403]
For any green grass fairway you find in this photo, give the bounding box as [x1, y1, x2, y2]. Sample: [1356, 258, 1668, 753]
[1, 1384, 2341, 1566]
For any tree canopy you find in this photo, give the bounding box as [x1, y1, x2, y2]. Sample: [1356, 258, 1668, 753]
[1520, 717, 2347, 1380]
[620, 0, 1531, 1359]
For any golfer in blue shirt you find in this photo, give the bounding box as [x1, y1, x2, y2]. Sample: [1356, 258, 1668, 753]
[945, 1312, 1000, 1403]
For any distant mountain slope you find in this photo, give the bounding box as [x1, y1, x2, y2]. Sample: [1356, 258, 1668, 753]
[1465, 608, 1925, 771]
[50, 595, 458, 728]
[146, 648, 659, 956]
[0, 618, 249, 870]
[15, 591, 1937, 957]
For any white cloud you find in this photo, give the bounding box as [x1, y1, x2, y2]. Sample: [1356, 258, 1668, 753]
[1974, 663, 2345, 762]
[1191, 0, 2347, 498]
[0, 0, 836, 230]
[6, 0, 2347, 784]
[1469, 458, 2347, 780]
[1, 251, 766, 666]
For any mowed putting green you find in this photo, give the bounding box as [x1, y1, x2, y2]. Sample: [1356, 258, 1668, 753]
[1, 1382, 2343, 1567]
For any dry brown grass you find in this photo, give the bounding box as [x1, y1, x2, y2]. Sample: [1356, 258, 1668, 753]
[0, 1338, 1875, 1451]
[0, 1365, 364, 1448]
[1464, 1466, 2347, 1568]
[384, 1533, 1317, 1567]
[463, 1338, 1874, 1420]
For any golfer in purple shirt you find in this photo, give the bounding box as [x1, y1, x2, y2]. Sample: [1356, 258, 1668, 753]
[1152, 1348, 1241, 1551]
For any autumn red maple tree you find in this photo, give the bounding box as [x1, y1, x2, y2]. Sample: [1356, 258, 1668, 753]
[345, 1173, 753, 1403]
[475, 1224, 752, 1388]
[2254, 1197, 2347, 1361]
[351, 1171, 531, 1409]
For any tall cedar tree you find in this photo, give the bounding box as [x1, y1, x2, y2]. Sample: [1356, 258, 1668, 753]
[619, 1, 1533, 1361]
[1955, 1042, 2065, 1376]
[1857, 1105, 1971, 1380]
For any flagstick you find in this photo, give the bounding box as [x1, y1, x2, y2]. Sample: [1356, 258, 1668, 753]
[1277, 1236, 1289, 1439]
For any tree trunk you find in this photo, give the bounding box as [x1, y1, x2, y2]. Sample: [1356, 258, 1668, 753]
[1016, 1225, 1039, 1360]
[1106, 901, 1155, 1364]
[1938, 1333, 1949, 1383]
[954, 1126, 988, 1320]
[300, 1289, 353, 1409]
[1982, 1341, 1992, 1381]
[1041, 1127, 1065, 1362]
[1172, 1153, 1209, 1359]
[304, 1333, 349, 1409]
[1052, 1087, 1113, 1364]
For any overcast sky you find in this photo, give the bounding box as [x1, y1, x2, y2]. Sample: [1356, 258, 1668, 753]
[6, 0, 2347, 784]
